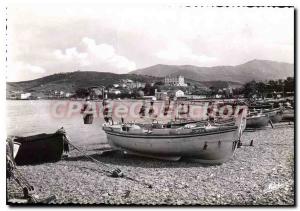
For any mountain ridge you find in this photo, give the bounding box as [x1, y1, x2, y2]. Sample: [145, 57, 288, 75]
[7, 59, 294, 95]
[130, 59, 294, 83]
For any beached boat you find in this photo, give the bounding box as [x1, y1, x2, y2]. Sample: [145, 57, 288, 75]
[102, 114, 246, 164]
[248, 104, 273, 110]
[268, 109, 283, 123]
[171, 117, 236, 127]
[136, 119, 233, 130]
[257, 108, 283, 123]
[246, 114, 270, 128]
[6, 138, 21, 159]
[282, 108, 294, 121]
[12, 128, 69, 165]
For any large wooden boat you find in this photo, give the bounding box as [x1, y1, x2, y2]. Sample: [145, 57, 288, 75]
[135, 117, 236, 131]
[12, 129, 69, 165]
[102, 114, 246, 164]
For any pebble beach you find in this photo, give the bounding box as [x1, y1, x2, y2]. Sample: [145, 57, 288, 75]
[7, 123, 294, 205]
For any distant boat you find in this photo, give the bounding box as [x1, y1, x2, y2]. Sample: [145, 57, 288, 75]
[263, 108, 283, 123]
[12, 128, 69, 165]
[282, 107, 294, 122]
[248, 104, 273, 110]
[102, 114, 246, 164]
[246, 114, 270, 128]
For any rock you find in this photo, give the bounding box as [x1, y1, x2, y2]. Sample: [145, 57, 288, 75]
[102, 193, 109, 197]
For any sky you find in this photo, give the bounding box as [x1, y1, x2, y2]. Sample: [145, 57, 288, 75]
[7, 4, 294, 82]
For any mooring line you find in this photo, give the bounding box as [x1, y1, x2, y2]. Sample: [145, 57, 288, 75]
[63, 135, 153, 189]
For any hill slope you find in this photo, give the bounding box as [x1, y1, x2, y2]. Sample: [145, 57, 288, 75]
[131, 59, 294, 83]
[7, 71, 160, 93]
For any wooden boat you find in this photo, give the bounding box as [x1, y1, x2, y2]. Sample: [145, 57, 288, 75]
[282, 108, 294, 121]
[6, 136, 58, 204]
[102, 114, 246, 164]
[168, 117, 236, 127]
[246, 114, 270, 128]
[6, 138, 21, 181]
[6, 138, 21, 159]
[251, 107, 290, 123]
[12, 128, 69, 165]
[248, 104, 273, 110]
[260, 108, 283, 123]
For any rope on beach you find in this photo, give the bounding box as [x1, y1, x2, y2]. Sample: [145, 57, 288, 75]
[63, 135, 153, 188]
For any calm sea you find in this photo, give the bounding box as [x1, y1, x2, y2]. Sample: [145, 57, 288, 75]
[6, 99, 233, 145]
[6, 100, 107, 145]
[6, 99, 174, 145]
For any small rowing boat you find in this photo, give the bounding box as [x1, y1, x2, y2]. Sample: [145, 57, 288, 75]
[11, 128, 69, 165]
[282, 108, 294, 121]
[262, 108, 283, 123]
[246, 114, 270, 128]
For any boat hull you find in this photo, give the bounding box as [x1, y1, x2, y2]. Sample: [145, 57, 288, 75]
[246, 115, 270, 128]
[282, 109, 294, 121]
[14, 132, 67, 165]
[269, 112, 283, 123]
[13, 142, 21, 158]
[104, 128, 238, 164]
[264, 109, 283, 123]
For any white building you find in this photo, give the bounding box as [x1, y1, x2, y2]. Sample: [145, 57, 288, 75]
[20, 93, 31, 99]
[164, 75, 187, 87]
[167, 89, 185, 99]
[109, 88, 121, 95]
[126, 81, 146, 89]
[174, 90, 185, 98]
[65, 93, 73, 98]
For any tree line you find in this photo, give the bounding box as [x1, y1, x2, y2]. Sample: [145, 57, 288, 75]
[240, 77, 294, 98]
[73, 77, 294, 99]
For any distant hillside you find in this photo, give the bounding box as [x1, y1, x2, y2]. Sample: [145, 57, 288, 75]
[131, 59, 294, 83]
[184, 78, 243, 89]
[200, 81, 243, 89]
[7, 71, 161, 93]
[7, 59, 293, 95]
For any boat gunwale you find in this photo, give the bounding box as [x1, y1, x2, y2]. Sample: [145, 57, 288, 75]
[103, 127, 237, 139]
[12, 133, 65, 144]
[246, 115, 269, 120]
